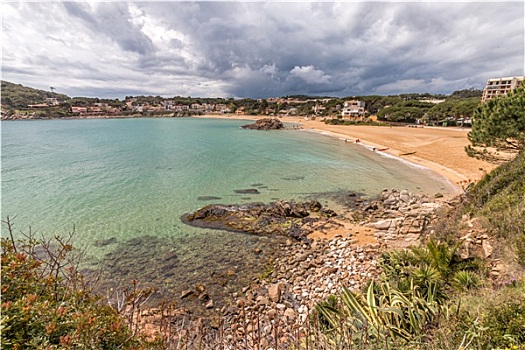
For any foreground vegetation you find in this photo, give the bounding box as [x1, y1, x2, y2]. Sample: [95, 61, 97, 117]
[0, 226, 166, 349]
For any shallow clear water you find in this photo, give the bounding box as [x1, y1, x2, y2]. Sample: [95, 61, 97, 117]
[1, 118, 456, 306]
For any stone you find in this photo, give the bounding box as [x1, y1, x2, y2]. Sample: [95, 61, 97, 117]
[195, 284, 206, 293]
[268, 283, 281, 303]
[180, 289, 194, 299]
[399, 190, 411, 203]
[205, 299, 214, 309]
[210, 316, 221, 329]
[198, 292, 210, 302]
[284, 308, 295, 318]
[373, 219, 392, 230]
[267, 309, 277, 319]
[256, 295, 269, 306]
[482, 240, 493, 258]
[234, 188, 260, 194]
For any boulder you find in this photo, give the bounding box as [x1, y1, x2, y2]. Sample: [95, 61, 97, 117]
[241, 118, 284, 130]
[205, 299, 214, 309]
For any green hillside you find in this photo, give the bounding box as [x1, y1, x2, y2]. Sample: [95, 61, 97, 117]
[1, 80, 69, 109]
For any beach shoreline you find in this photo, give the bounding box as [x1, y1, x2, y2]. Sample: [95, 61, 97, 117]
[194, 114, 497, 196]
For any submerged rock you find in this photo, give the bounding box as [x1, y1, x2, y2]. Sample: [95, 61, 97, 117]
[197, 196, 222, 201]
[234, 189, 260, 194]
[93, 237, 117, 247]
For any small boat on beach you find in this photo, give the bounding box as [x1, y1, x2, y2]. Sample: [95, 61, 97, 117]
[376, 147, 389, 151]
[400, 151, 417, 156]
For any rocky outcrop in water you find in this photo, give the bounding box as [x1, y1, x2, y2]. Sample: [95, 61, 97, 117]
[241, 118, 284, 130]
[182, 200, 338, 241]
[138, 189, 457, 344]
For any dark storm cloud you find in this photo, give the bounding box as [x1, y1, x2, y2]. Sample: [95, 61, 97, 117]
[63, 2, 155, 56]
[2, 2, 523, 99]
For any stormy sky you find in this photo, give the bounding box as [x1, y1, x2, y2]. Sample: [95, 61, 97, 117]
[2, 1, 524, 99]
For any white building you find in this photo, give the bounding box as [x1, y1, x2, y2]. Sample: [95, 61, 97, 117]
[481, 76, 524, 102]
[342, 100, 366, 118]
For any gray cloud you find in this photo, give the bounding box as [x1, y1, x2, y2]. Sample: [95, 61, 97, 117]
[2, 2, 523, 99]
[63, 2, 155, 55]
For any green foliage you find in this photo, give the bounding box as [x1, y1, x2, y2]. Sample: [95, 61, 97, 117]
[313, 239, 492, 347]
[465, 149, 525, 241]
[315, 279, 443, 346]
[467, 87, 525, 159]
[425, 97, 480, 122]
[381, 239, 483, 297]
[452, 270, 481, 291]
[377, 100, 434, 122]
[450, 88, 483, 99]
[433, 281, 525, 350]
[0, 228, 155, 349]
[517, 236, 525, 268]
[1, 81, 69, 109]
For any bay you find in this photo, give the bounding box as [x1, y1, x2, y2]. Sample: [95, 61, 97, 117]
[1, 117, 456, 307]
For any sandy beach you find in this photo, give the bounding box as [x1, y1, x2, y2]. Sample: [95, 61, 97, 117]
[196, 114, 497, 192]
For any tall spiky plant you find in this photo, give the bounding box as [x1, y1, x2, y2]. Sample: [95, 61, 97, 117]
[315, 279, 443, 345]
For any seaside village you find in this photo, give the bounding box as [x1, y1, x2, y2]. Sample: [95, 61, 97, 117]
[2, 75, 523, 125]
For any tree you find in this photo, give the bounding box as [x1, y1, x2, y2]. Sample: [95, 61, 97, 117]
[466, 87, 525, 161]
[377, 100, 434, 123]
[450, 88, 483, 99]
[426, 97, 480, 123]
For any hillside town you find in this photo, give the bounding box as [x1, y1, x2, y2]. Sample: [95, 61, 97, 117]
[1, 76, 523, 127]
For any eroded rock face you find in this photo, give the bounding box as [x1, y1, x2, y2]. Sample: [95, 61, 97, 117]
[241, 118, 284, 130]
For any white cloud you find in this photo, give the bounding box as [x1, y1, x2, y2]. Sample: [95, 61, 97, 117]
[260, 64, 278, 77]
[290, 66, 331, 84]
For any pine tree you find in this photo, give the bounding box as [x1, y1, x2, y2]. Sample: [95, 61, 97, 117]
[466, 87, 525, 161]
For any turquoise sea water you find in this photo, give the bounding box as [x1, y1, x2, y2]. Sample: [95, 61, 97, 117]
[1, 118, 456, 305]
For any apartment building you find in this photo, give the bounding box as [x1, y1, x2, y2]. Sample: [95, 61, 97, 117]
[481, 76, 524, 102]
[341, 100, 366, 118]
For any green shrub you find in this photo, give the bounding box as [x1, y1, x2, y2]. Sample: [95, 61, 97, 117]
[0, 233, 155, 349]
[516, 236, 525, 268]
[480, 282, 525, 348]
[452, 270, 481, 292]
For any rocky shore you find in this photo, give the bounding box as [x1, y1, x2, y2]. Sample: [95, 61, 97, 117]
[138, 189, 460, 345]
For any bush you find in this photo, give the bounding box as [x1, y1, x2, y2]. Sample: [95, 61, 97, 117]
[430, 281, 525, 350]
[0, 224, 156, 349]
